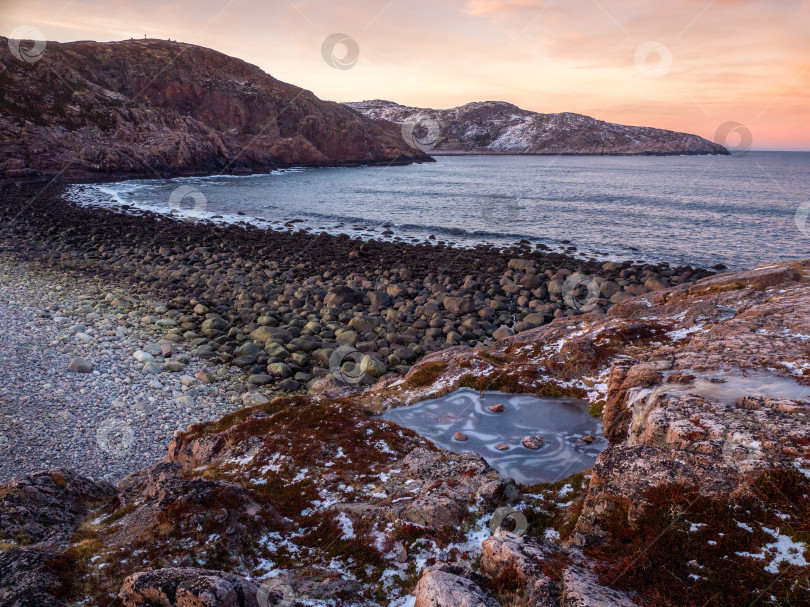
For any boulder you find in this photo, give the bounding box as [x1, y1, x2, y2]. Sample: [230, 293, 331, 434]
[443, 296, 475, 315]
[359, 354, 387, 378]
[266, 362, 292, 379]
[400, 495, 465, 529]
[324, 286, 363, 307]
[348, 316, 378, 332]
[251, 326, 292, 344]
[492, 326, 514, 340]
[242, 392, 270, 406]
[480, 533, 557, 586]
[508, 258, 536, 272]
[414, 563, 499, 607]
[67, 357, 93, 373]
[119, 568, 260, 607]
[200, 316, 229, 336]
[561, 567, 636, 607]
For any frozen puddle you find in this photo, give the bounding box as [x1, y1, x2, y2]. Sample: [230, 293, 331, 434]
[664, 370, 810, 404]
[381, 388, 607, 484]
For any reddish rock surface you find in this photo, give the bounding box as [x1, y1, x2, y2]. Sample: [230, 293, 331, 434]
[2, 261, 810, 605]
[0, 38, 431, 180]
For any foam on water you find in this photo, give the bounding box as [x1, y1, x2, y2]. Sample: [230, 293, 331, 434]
[65, 152, 810, 269]
[381, 388, 607, 484]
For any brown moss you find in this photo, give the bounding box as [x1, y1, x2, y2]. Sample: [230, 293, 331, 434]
[518, 473, 589, 542]
[406, 361, 449, 388]
[589, 400, 605, 418]
[587, 469, 810, 607]
[455, 370, 585, 399]
[100, 503, 137, 525]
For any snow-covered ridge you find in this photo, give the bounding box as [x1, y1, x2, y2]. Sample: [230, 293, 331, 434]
[344, 99, 729, 156]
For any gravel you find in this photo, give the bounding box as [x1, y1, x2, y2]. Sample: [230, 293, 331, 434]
[0, 254, 246, 483]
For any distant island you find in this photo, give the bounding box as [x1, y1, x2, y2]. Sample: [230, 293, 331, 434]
[346, 99, 729, 156]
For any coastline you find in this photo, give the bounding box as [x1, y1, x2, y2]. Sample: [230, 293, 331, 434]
[0, 180, 713, 479]
[2, 181, 809, 606]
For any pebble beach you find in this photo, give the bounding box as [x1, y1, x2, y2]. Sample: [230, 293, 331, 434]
[0, 254, 246, 482]
[0, 180, 714, 482]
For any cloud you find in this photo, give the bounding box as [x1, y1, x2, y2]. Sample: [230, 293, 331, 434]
[464, 0, 549, 18]
[1, 0, 807, 148]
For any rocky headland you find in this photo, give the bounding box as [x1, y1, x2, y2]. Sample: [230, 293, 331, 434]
[0, 183, 808, 606]
[345, 100, 730, 156]
[0, 38, 431, 181]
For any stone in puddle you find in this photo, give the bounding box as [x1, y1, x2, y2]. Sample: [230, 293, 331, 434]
[581, 435, 595, 444]
[522, 435, 544, 450]
[488, 403, 505, 413]
[67, 357, 93, 373]
[495, 442, 509, 450]
[454, 432, 468, 441]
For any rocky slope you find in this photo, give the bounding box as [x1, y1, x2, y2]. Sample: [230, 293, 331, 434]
[346, 100, 729, 156]
[2, 258, 808, 606]
[0, 38, 430, 180]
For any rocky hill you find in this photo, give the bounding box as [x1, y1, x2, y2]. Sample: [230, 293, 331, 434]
[0, 38, 431, 180]
[1, 255, 808, 606]
[346, 99, 729, 155]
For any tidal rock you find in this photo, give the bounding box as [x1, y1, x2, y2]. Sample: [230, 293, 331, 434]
[492, 326, 515, 340]
[443, 296, 475, 315]
[200, 316, 229, 337]
[359, 354, 387, 378]
[324, 286, 363, 307]
[67, 357, 93, 373]
[241, 391, 270, 407]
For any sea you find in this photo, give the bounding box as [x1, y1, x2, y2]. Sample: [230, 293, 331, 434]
[66, 152, 810, 271]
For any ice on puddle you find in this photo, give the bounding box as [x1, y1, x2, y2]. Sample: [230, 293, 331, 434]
[381, 388, 606, 483]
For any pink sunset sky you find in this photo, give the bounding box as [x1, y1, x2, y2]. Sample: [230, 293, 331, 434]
[3, 0, 809, 150]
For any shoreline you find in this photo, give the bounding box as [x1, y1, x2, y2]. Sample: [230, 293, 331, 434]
[67, 177, 657, 269]
[0, 180, 713, 479]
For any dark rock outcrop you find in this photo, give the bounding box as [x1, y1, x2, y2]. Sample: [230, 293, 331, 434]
[0, 468, 116, 544]
[346, 99, 729, 156]
[118, 568, 260, 607]
[0, 38, 431, 180]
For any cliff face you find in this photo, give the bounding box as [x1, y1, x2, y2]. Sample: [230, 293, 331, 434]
[0, 38, 431, 180]
[346, 99, 730, 155]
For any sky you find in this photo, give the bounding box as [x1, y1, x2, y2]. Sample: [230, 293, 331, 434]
[3, 0, 809, 150]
